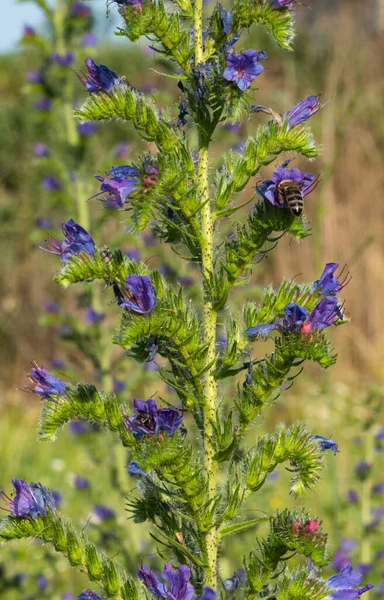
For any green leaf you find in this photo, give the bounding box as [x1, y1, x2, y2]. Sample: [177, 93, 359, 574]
[219, 517, 268, 538]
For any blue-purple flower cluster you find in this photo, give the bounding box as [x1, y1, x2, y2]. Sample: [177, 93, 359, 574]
[124, 399, 183, 439]
[138, 563, 217, 600]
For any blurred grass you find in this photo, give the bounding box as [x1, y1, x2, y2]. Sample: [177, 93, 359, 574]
[1, 0, 384, 596]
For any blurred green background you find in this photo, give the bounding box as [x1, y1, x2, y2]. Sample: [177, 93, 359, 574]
[1, 0, 384, 597]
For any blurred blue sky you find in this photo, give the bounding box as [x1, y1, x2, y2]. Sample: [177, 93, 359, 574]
[1, 1, 120, 53]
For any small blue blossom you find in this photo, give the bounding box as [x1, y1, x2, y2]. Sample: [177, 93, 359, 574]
[138, 563, 195, 600]
[51, 52, 74, 66]
[126, 462, 144, 477]
[36, 574, 48, 589]
[2, 479, 55, 518]
[93, 505, 115, 521]
[271, 0, 294, 7]
[42, 176, 62, 191]
[26, 362, 68, 399]
[84, 307, 105, 324]
[81, 33, 98, 47]
[285, 95, 321, 127]
[325, 565, 374, 599]
[124, 399, 183, 439]
[223, 50, 267, 91]
[75, 476, 90, 490]
[34, 142, 50, 157]
[69, 420, 89, 434]
[256, 164, 317, 208]
[77, 591, 101, 600]
[23, 24, 36, 38]
[347, 490, 359, 504]
[52, 490, 62, 508]
[34, 98, 52, 111]
[71, 2, 91, 16]
[311, 435, 339, 454]
[113, 379, 126, 393]
[77, 58, 120, 93]
[223, 570, 246, 591]
[116, 274, 157, 315]
[27, 70, 44, 84]
[372, 482, 384, 494]
[94, 165, 139, 209]
[35, 217, 53, 229]
[41, 218, 96, 263]
[78, 122, 97, 136]
[157, 408, 184, 436]
[313, 263, 350, 296]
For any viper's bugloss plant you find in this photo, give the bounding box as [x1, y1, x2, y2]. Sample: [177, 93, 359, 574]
[1, 0, 375, 599]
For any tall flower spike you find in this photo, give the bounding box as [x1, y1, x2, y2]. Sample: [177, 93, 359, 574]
[26, 362, 68, 399]
[117, 274, 157, 314]
[77, 58, 120, 94]
[40, 219, 96, 263]
[223, 50, 267, 91]
[2, 479, 55, 519]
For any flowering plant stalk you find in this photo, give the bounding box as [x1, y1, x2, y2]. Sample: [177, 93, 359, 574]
[0, 1, 375, 599]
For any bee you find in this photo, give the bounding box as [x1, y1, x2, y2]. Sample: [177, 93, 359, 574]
[276, 180, 304, 217]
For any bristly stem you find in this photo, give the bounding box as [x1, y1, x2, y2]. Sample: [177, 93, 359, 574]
[195, 0, 218, 587]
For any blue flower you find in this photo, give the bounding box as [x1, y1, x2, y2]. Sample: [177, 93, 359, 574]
[2, 479, 55, 518]
[78, 122, 97, 136]
[77, 591, 101, 600]
[71, 2, 91, 16]
[93, 505, 115, 521]
[157, 408, 184, 436]
[124, 399, 183, 439]
[26, 362, 67, 399]
[113, 379, 126, 393]
[311, 435, 339, 454]
[256, 163, 317, 208]
[285, 94, 322, 128]
[126, 462, 144, 477]
[271, 0, 294, 7]
[42, 176, 63, 191]
[81, 33, 98, 47]
[51, 52, 74, 67]
[77, 58, 120, 93]
[313, 263, 350, 296]
[34, 98, 52, 111]
[36, 574, 48, 589]
[325, 565, 374, 599]
[223, 50, 267, 91]
[223, 570, 246, 591]
[41, 219, 96, 263]
[138, 563, 195, 600]
[27, 70, 44, 84]
[117, 274, 157, 315]
[84, 308, 105, 324]
[33, 143, 50, 157]
[94, 165, 139, 209]
[75, 476, 90, 490]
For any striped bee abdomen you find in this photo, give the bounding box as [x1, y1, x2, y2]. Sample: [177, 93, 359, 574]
[276, 180, 304, 217]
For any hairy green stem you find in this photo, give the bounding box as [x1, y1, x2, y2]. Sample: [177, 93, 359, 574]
[195, 0, 218, 583]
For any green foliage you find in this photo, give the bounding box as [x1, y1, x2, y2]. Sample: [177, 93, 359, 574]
[0, 511, 141, 600]
[205, 0, 295, 60]
[74, 85, 180, 153]
[275, 568, 329, 600]
[117, 1, 194, 70]
[38, 383, 134, 446]
[244, 423, 324, 497]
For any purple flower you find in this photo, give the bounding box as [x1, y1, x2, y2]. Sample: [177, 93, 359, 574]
[311, 435, 339, 454]
[77, 58, 120, 93]
[200, 591, 217, 600]
[42, 176, 62, 191]
[26, 362, 68, 399]
[124, 399, 160, 438]
[71, 2, 91, 16]
[34, 142, 49, 157]
[157, 408, 184, 436]
[52, 358, 67, 370]
[27, 70, 43, 84]
[313, 263, 350, 296]
[85, 307, 105, 323]
[36, 574, 48, 589]
[113, 379, 126, 393]
[2, 479, 55, 518]
[51, 52, 74, 67]
[376, 428, 384, 441]
[34, 98, 52, 111]
[78, 122, 97, 135]
[35, 217, 53, 229]
[223, 50, 267, 91]
[75, 476, 90, 490]
[347, 490, 359, 504]
[94, 165, 139, 208]
[246, 297, 342, 340]
[114, 142, 130, 158]
[285, 94, 321, 128]
[45, 301, 60, 314]
[117, 274, 157, 314]
[77, 592, 101, 600]
[256, 164, 317, 208]
[23, 25, 36, 38]
[70, 420, 88, 434]
[81, 33, 98, 47]
[62, 594, 75, 600]
[271, 0, 294, 7]
[223, 571, 246, 591]
[138, 563, 195, 600]
[40, 218, 95, 263]
[126, 462, 144, 477]
[325, 565, 374, 599]
[52, 490, 62, 507]
[372, 482, 384, 494]
[93, 505, 115, 521]
[355, 460, 371, 480]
